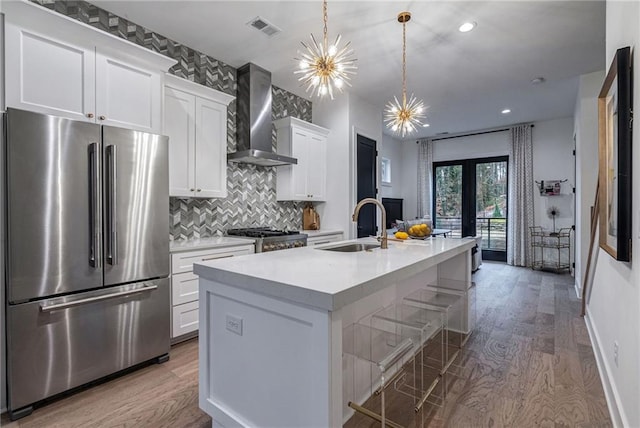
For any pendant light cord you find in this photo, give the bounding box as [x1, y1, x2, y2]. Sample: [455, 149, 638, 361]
[402, 19, 407, 106]
[323, 0, 328, 52]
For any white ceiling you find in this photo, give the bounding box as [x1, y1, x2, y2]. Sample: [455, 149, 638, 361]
[91, 0, 605, 140]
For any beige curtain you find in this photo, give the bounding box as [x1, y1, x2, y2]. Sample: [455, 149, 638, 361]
[507, 124, 534, 266]
[417, 139, 433, 220]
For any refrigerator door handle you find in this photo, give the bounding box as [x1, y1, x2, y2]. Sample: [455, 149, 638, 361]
[88, 142, 102, 268]
[39, 285, 158, 312]
[106, 144, 118, 265]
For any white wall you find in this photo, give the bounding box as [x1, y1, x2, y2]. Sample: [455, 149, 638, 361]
[585, 2, 640, 426]
[399, 119, 575, 229]
[379, 134, 403, 199]
[531, 118, 575, 232]
[574, 71, 605, 295]
[313, 95, 351, 236]
[433, 131, 509, 162]
[401, 142, 419, 219]
[313, 93, 383, 239]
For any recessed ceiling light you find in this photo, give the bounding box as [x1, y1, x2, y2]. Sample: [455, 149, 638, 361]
[501, 109, 511, 114]
[423, 123, 430, 128]
[530, 77, 546, 85]
[458, 22, 476, 33]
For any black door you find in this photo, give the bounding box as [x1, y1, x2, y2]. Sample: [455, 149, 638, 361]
[433, 156, 508, 261]
[357, 134, 377, 238]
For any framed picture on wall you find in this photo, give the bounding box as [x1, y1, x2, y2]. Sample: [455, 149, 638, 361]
[598, 46, 632, 261]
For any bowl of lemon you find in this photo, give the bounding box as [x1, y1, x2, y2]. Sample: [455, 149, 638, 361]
[406, 223, 432, 239]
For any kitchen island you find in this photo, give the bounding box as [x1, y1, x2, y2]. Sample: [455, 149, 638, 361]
[194, 236, 475, 427]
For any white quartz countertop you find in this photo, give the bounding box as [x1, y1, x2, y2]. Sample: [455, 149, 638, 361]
[170, 236, 255, 253]
[194, 236, 475, 311]
[302, 229, 343, 237]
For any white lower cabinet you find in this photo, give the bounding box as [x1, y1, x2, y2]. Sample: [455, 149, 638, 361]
[172, 301, 200, 338]
[306, 232, 344, 247]
[170, 243, 254, 341]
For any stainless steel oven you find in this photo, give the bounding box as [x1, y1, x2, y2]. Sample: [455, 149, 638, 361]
[226, 228, 307, 252]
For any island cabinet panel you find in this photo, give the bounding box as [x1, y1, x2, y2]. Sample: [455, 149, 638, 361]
[199, 281, 332, 428]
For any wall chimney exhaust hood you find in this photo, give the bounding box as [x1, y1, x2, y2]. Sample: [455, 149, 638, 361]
[228, 63, 297, 167]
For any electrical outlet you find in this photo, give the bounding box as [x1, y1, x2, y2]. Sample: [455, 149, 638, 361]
[613, 341, 619, 367]
[226, 314, 243, 336]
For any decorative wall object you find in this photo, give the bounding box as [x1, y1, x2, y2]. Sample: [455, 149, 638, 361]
[535, 179, 567, 196]
[598, 46, 632, 261]
[33, 0, 312, 241]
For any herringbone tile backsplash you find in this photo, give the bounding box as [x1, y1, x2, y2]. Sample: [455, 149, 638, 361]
[35, 0, 313, 241]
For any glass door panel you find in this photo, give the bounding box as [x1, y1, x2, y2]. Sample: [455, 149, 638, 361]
[433, 156, 508, 262]
[434, 164, 463, 238]
[475, 160, 508, 259]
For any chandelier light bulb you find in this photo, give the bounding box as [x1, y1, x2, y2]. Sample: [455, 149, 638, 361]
[384, 11, 427, 137]
[293, 0, 357, 100]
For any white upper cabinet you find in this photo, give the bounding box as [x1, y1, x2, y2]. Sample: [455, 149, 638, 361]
[275, 117, 329, 202]
[163, 74, 234, 199]
[5, 27, 96, 121]
[95, 52, 163, 132]
[4, 1, 176, 133]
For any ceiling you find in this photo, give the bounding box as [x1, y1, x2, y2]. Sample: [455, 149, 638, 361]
[90, 1, 605, 140]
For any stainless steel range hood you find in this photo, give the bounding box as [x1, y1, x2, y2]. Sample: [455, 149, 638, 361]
[228, 63, 297, 166]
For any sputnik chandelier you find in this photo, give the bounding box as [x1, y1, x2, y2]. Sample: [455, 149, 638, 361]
[384, 12, 426, 137]
[295, 0, 357, 99]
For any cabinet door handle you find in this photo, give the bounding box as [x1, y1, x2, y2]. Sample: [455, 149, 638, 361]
[197, 188, 202, 192]
[99, 115, 106, 120]
[87, 113, 94, 118]
[202, 254, 233, 261]
[190, 188, 195, 192]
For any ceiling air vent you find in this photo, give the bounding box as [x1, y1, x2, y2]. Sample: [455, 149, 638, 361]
[247, 16, 282, 37]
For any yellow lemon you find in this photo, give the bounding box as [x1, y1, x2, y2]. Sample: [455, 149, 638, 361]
[394, 231, 409, 240]
[419, 224, 428, 233]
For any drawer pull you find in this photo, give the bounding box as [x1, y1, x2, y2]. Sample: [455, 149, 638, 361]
[313, 240, 331, 245]
[201, 254, 234, 261]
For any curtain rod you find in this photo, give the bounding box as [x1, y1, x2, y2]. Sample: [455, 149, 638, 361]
[417, 123, 534, 143]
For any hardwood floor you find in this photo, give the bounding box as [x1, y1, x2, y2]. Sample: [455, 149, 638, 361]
[2, 262, 611, 427]
[1, 339, 210, 428]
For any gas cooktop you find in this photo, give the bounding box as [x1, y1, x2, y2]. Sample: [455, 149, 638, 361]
[226, 228, 307, 252]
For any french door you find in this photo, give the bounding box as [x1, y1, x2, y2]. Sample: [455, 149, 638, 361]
[433, 156, 508, 261]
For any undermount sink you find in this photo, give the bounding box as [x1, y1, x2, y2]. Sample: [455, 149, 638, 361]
[317, 243, 380, 252]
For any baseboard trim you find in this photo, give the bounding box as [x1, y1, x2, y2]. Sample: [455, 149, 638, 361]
[583, 307, 627, 427]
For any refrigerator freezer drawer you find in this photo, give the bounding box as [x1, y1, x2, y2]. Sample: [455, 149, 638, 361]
[7, 278, 170, 411]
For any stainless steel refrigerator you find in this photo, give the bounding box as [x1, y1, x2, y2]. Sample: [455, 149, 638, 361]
[4, 108, 170, 419]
